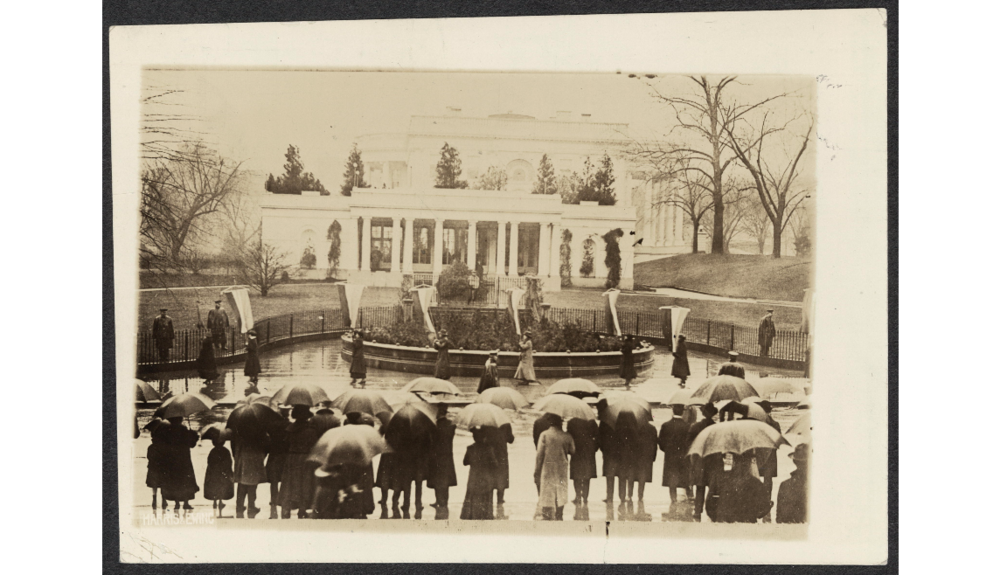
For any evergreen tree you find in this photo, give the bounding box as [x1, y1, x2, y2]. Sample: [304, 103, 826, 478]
[532, 153, 557, 194]
[577, 153, 617, 205]
[475, 165, 508, 191]
[434, 142, 468, 189]
[340, 144, 368, 196]
[265, 145, 329, 195]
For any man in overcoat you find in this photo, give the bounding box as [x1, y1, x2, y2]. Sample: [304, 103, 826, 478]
[758, 309, 777, 357]
[207, 300, 230, 351]
[688, 402, 718, 522]
[658, 404, 692, 504]
[718, 351, 746, 379]
[152, 308, 174, 364]
[776, 443, 809, 524]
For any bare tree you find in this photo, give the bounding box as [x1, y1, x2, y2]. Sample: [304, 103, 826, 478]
[217, 187, 262, 274]
[234, 235, 290, 297]
[141, 85, 207, 162]
[789, 208, 813, 257]
[699, 176, 754, 254]
[724, 113, 813, 258]
[140, 142, 246, 270]
[629, 76, 791, 254]
[654, 163, 713, 254]
[740, 198, 772, 255]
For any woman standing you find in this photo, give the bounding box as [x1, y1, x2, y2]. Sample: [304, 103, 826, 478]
[671, 334, 691, 388]
[619, 334, 638, 388]
[232, 416, 269, 519]
[161, 417, 200, 512]
[244, 329, 261, 385]
[264, 407, 290, 519]
[279, 405, 320, 519]
[433, 330, 452, 380]
[427, 404, 457, 512]
[460, 428, 498, 520]
[195, 336, 219, 383]
[534, 416, 575, 521]
[566, 417, 599, 508]
[477, 351, 500, 393]
[613, 411, 641, 518]
[514, 330, 538, 385]
[349, 329, 367, 387]
[486, 422, 515, 510]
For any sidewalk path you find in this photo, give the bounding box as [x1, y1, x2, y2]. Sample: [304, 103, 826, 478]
[632, 287, 803, 308]
[139, 285, 232, 292]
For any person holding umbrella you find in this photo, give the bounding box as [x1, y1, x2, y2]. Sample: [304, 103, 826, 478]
[597, 399, 619, 510]
[195, 335, 220, 384]
[161, 417, 200, 513]
[433, 330, 453, 380]
[202, 427, 235, 516]
[460, 427, 499, 520]
[718, 351, 746, 379]
[705, 452, 773, 523]
[776, 443, 809, 524]
[756, 400, 782, 523]
[349, 329, 367, 388]
[688, 402, 718, 522]
[486, 420, 515, 513]
[658, 404, 692, 507]
[514, 330, 538, 385]
[477, 351, 500, 393]
[533, 412, 559, 448]
[152, 308, 174, 365]
[264, 405, 290, 519]
[145, 420, 170, 512]
[339, 411, 377, 518]
[279, 405, 320, 519]
[244, 328, 261, 385]
[619, 334, 638, 389]
[636, 415, 658, 518]
[567, 415, 599, 511]
[534, 416, 575, 521]
[671, 334, 691, 388]
[384, 405, 435, 519]
[427, 404, 457, 514]
[230, 412, 270, 519]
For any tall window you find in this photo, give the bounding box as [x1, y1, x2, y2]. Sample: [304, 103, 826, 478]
[517, 225, 539, 271]
[442, 228, 468, 266]
[413, 225, 432, 265]
[371, 222, 393, 270]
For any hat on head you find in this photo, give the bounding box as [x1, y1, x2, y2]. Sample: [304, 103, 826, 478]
[159, 308, 168, 312]
[248, 328, 257, 335]
[727, 351, 739, 359]
[215, 300, 222, 304]
[766, 308, 774, 313]
[524, 329, 532, 336]
[789, 443, 810, 462]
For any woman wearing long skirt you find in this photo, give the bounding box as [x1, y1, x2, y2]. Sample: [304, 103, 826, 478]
[279, 405, 320, 518]
[566, 417, 599, 507]
[514, 331, 538, 385]
[460, 428, 498, 520]
[477, 351, 500, 393]
[433, 330, 452, 380]
[671, 334, 691, 388]
[145, 420, 170, 511]
[244, 329, 261, 384]
[613, 412, 641, 518]
[619, 335, 638, 388]
[204, 432, 235, 515]
[264, 408, 290, 519]
[427, 405, 457, 511]
[161, 417, 200, 511]
[349, 330, 367, 387]
[486, 423, 515, 509]
[534, 417, 575, 521]
[635, 419, 658, 517]
[195, 336, 219, 383]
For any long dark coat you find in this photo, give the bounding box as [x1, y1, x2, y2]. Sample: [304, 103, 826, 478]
[686, 418, 716, 486]
[718, 361, 746, 379]
[427, 418, 458, 490]
[203, 445, 235, 501]
[350, 335, 366, 379]
[758, 316, 776, 348]
[145, 433, 169, 489]
[195, 338, 219, 380]
[477, 358, 500, 393]
[619, 341, 637, 380]
[265, 422, 289, 484]
[706, 470, 771, 523]
[486, 424, 515, 490]
[160, 422, 199, 501]
[152, 316, 174, 348]
[566, 418, 599, 480]
[244, 336, 261, 378]
[756, 416, 782, 479]
[658, 417, 691, 488]
[671, 340, 691, 379]
[613, 421, 643, 483]
[460, 442, 497, 520]
[598, 420, 619, 477]
[279, 419, 320, 510]
[314, 465, 368, 519]
[434, 338, 452, 380]
[637, 422, 658, 483]
[776, 467, 808, 524]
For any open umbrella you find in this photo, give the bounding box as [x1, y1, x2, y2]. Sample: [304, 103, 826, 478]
[796, 398, 812, 410]
[787, 411, 812, 441]
[388, 393, 438, 422]
[271, 382, 330, 407]
[135, 379, 161, 402]
[545, 378, 602, 398]
[400, 377, 461, 395]
[751, 379, 805, 399]
[455, 403, 512, 430]
[602, 390, 652, 412]
[600, 397, 653, 429]
[235, 393, 276, 410]
[739, 396, 763, 406]
[690, 375, 760, 403]
[331, 388, 393, 418]
[476, 387, 529, 411]
[308, 425, 388, 469]
[687, 420, 789, 458]
[532, 394, 595, 421]
[199, 422, 230, 443]
[227, 403, 285, 446]
[155, 392, 216, 419]
[383, 404, 437, 451]
[666, 388, 704, 407]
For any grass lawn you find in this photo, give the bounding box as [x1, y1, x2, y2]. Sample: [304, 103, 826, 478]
[634, 253, 812, 302]
[545, 289, 801, 329]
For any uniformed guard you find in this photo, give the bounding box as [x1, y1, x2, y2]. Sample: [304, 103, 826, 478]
[152, 308, 174, 364]
[207, 300, 230, 351]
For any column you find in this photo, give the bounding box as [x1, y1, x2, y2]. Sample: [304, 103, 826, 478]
[495, 221, 506, 277]
[341, 218, 359, 272]
[432, 218, 444, 276]
[622, 225, 635, 285]
[644, 185, 654, 243]
[360, 216, 372, 272]
[550, 222, 562, 278]
[402, 218, 415, 273]
[508, 221, 519, 277]
[537, 223, 550, 279]
[389, 217, 401, 273]
[466, 220, 478, 269]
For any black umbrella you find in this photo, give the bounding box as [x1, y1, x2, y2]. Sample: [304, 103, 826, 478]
[383, 404, 436, 451]
[226, 403, 285, 448]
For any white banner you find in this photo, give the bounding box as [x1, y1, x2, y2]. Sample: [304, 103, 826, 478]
[410, 286, 437, 341]
[335, 283, 366, 328]
[659, 305, 689, 352]
[507, 288, 525, 335]
[222, 287, 254, 334]
[603, 288, 621, 336]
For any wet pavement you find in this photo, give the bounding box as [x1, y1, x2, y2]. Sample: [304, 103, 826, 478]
[133, 340, 810, 524]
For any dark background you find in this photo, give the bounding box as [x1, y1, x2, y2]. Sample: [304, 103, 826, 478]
[103, 1, 898, 573]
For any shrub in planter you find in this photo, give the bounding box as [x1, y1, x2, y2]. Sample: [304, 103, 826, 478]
[436, 260, 474, 300]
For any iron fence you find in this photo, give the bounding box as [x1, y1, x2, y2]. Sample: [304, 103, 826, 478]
[356, 305, 404, 329]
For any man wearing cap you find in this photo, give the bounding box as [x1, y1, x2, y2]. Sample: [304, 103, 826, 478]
[152, 308, 174, 364]
[776, 443, 809, 523]
[688, 402, 718, 522]
[207, 300, 230, 351]
[758, 309, 777, 357]
[718, 351, 746, 378]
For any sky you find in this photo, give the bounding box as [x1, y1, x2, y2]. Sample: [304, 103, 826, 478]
[142, 69, 815, 192]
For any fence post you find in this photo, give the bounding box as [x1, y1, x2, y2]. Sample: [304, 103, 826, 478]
[321, 312, 325, 334]
[289, 314, 294, 339]
[730, 323, 736, 351]
[183, 331, 189, 362]
[706, 321, 711, 346]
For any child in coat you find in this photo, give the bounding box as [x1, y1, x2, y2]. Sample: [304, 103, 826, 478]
[203, 430, 235, 516]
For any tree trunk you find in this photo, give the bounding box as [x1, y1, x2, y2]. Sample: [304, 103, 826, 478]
[260, 286, 269, 297]
[771, 223, 782, 259]
[711, 194, 725, 254]
[691, 218, 700, 253]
